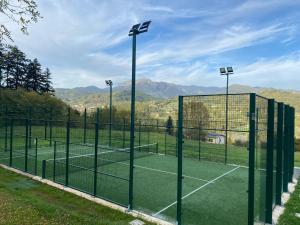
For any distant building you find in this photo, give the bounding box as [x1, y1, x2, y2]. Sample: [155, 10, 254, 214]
[205, 133, 225, 144]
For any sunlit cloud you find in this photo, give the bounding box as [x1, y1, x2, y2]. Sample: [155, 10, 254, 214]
[3, 0, 300, 90]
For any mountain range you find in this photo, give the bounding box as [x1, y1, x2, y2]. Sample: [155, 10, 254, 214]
[55, 78, 268, 101]
[55, 79, 300, 137]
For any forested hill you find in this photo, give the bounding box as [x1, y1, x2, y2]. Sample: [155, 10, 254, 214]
[54, 79, 300, 138]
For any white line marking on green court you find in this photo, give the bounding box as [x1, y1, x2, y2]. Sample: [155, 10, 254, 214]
[44, 151, 209, 183]
[133, 164, 210, 183]
[153, 166, 240, 216]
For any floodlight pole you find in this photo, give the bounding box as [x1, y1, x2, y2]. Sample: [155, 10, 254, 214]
[225, 73, 229, 164]
[109, 82, 113, 146]
[220, 67, 233, 164]
[128, 21, 151, 210]
[129, 29, 137, 210]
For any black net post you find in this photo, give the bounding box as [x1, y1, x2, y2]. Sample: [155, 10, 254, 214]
[93, 108, 100, 196]
[283, 105, 289, 192]
[83, 108, 87, 144]
[176, 96, 183, 225]
[265, 99, 274, 223]
[65, 107, 71, 186]
[275, 103, 284, 205]
[248, 93, 256, 225]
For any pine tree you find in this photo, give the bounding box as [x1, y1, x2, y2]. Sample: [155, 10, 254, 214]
[25, 58, 43, 92]
[5, 46, 28, 89]
[41, 68, 54, 94]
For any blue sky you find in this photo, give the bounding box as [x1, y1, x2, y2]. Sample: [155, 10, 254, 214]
[3, 0, 300, 90]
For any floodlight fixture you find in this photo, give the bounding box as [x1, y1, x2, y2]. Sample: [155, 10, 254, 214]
[128, 21, 151, 36]
[220, 67, 226, 75]
[105, 80, 113, 86]
[220, 67, 234, 75]
[227, 67, 233, 74]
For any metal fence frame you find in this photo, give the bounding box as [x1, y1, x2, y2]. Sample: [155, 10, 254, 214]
[0, 92, 296, 225]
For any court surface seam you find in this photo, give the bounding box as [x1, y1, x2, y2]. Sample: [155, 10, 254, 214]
[153, 166, 241, 216]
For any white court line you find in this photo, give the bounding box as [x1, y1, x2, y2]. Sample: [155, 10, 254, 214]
[153, 166, 241, 216]
[45, 151, 209, 183]
[37, 150, 66, 156]
[133, 164, 210, 183]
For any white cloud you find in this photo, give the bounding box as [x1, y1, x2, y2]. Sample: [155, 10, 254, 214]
[2, 0, 300, 90]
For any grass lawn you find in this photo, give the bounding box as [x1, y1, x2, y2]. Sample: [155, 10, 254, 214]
[0, 166, 153, 225]
[295, 152, 300, 167]
[278, 180, 300, 225]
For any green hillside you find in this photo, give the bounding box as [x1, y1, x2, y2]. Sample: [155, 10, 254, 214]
[260, 90, 300, 138]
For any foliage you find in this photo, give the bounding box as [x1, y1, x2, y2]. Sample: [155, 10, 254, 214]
[296, 138, 300, 152]
[0, 88, 70, 120]
[278, 180, 300, 225]
[183, 101, 209, 140]
[0, 0, 41, 41]
[0, 43, 54, 94]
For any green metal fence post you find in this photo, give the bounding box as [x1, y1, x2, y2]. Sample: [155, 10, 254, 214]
[42, 160, 46, 179]
[49, 107, 53, 146]
[164, 127, 167, 155]
[53, 141, 57, 181]
[198, 120, 201, 161]
[35, 138, 38, 175]
[9, 119, 13, 167]
[28, 106, 32, 148]
[123, 118, 126, 149]
[248, 93, 256, 225]
[25, 114, 29, 172]
[4, 105, 8, 151]
[287, 107, 294, 182]
[65, 107, 71, 186]
[94, 108, 100, 196]
[290, 107, 295, 181]
[83, 108, 87, 144]
[265, 99, 274, 223]
[283, 105, 289, 192]
[44, 120, 48, 140]
[276, 103, 284, 205]
[138, 119, 141, 147]
[177, 96, 183, 225]
[147, 125, 150, 152]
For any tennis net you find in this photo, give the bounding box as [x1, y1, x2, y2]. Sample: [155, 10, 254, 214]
[47, 143, 158, 177]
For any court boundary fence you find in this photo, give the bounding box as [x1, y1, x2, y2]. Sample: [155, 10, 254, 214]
[0, 92, 296, 225]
